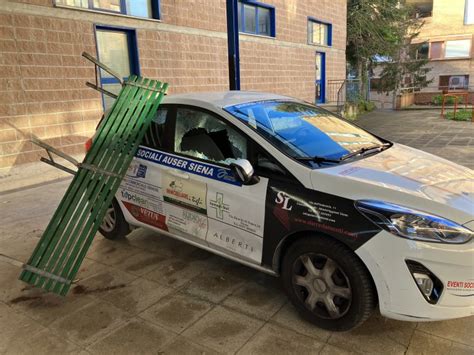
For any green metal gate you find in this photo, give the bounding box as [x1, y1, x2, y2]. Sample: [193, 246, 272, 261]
[19, 70, 168, 295]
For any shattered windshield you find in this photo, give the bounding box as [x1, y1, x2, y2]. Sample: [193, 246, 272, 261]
[225, 100, 383, 162]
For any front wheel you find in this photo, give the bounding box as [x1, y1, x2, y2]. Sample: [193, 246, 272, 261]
[281, 236, 376, 331]
[98, 198, 130, 240]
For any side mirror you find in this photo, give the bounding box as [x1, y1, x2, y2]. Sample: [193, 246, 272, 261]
[230, 159, 260, 185]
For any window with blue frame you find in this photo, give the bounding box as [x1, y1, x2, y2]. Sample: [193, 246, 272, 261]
[55, 0, 160, 20]
[308, 18, 332, 46]
[238, 1, 275, 37]
[95, 26, 139, 109]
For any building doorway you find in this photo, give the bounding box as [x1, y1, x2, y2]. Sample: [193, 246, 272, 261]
[95, 26, 139, 110]
[315, 52, 326, 104]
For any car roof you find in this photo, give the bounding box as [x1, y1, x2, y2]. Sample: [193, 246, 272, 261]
[162, 91, 298, 109]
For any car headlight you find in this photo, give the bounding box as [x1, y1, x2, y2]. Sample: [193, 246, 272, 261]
[355, 200, 474, 244]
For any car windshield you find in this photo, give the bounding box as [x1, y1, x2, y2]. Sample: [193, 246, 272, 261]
[225, 100, 385, 164]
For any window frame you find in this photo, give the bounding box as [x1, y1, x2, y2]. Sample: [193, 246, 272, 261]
[307, 17, 333, 47]
[414, 42, 429, 60]
[54, 0, 161, 20]
[238, 0, 276, 38]
[465, 0, 474, 25]
[165, 104, 294, 182]
[169, 104, 252, 169]
[94, 24, 141, 109]
[140, 104, 174, 151]
[444, 39, 471, 59]
[438, 75, 470, 90]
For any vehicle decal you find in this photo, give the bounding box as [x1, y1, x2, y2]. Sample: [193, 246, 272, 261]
[262, 181, 381, 267]
[446, 280, 474, 294]
[122, 201, 168, 231]
[135, 146, 241, 186]
[118, 154, 268, 263]
[162, 172, 207, 214]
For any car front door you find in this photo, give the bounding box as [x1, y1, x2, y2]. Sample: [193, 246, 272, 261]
[159, 105, 269, 264]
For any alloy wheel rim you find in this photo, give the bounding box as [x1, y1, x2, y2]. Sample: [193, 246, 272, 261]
[100, 206, 116, 232]
[292, 253, 352, 319]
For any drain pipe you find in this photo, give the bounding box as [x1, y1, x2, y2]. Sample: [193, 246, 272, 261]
[226, 0, 240, 90]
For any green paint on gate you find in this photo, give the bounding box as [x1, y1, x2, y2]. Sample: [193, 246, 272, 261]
[19, 76, 168, 295]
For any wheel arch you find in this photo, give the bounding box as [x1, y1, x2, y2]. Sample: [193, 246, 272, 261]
[271, 230, 379, 302]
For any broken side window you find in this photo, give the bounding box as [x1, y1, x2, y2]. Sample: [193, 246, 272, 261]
[174, 107, 247, 165]
[142, 108, 168, 150]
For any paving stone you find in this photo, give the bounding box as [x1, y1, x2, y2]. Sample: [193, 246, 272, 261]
[182, 306, 264, 353]
[0, 233, 40, 262]
[407, 330, 451, 355]
[0, 302, 46, 353]
[49, 300, 130, 346]
[319, 344, 357, 354]
[449, 342, 474, 355]
[237, 323, 324, 354]
[94, 277, 173, 315]
[143, 256, 208, 289]
[0, 260, 30, 303]
[181, 269, 246, 304]
[416, 317, 474, 347]
[87, 318, 176, 354]
[327, 312, 412, 354]
[222, 277, 287, 320]
[87, 239, 143, 266]
[73, 257, 110, 282]
[357, 110, 474, 169]
[158, 336, 220, 354]
[114, 250, 169, 276]
[126, 228, 203, 258]
[8, 285, 95, 327]
[140, 292, 213, 333]
[269, 303, 331, 342]
[74, 267, 138, 295]
[4, 328, 81, 355]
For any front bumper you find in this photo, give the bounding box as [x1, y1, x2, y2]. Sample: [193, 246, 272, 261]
[356, 230, 474, 321]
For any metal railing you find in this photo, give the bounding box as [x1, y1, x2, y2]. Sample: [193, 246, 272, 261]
[329, 79, 362, 112]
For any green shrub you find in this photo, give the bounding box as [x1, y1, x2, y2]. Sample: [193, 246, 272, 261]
[432, 94, 463, 105]
[445, 109, 472, 121]
[356, 99, 376, 112]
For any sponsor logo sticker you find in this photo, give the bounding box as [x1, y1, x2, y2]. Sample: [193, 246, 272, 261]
[209, 192, 230, 220]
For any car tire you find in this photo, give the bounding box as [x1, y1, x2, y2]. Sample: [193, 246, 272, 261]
[98, 198, 130, 240]
[281, 236, 376, 331]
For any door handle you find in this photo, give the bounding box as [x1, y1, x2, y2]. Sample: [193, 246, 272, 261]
[164, 168, 190, 180]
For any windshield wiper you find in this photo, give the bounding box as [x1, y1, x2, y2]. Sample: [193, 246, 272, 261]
[340, 143, 390, 161]
[294, 156, 341, 164]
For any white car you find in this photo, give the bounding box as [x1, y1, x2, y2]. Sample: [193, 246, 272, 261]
[96, 91, 474, 331]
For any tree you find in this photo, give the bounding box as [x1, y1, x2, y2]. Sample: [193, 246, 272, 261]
[347, 0, 431, 97]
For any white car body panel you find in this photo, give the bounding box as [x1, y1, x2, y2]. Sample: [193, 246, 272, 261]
[357, 230, 474, 321]
[112, 91, 473, 324]
[310, 143, 474, 225]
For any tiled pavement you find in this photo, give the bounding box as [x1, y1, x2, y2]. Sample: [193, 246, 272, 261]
[0, 110, 473, 354]
[357, 109, 474, 169]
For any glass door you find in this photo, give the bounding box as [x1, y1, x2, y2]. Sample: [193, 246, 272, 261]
[95, 27, 138, 110]
[315, 52, 326, 104]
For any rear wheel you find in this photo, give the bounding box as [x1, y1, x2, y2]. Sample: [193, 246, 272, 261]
[281, 236, 376, 331]
[98, 198, 130, 240]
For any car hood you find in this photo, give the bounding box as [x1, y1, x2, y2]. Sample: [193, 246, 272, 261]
[316, 143, 474, 221]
